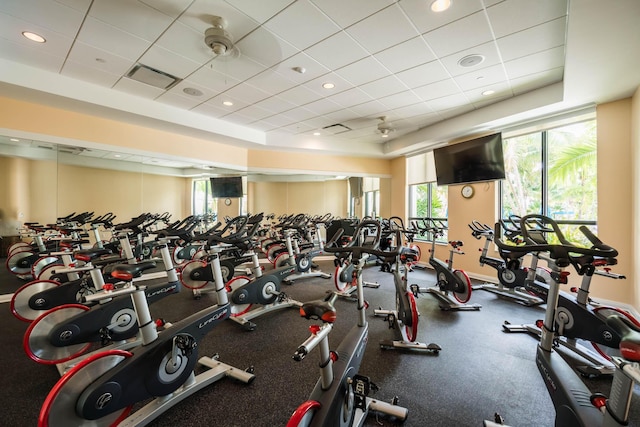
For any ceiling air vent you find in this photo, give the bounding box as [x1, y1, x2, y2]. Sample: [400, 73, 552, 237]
[322, 123, 352, 135]
[126, 64, 182, 90]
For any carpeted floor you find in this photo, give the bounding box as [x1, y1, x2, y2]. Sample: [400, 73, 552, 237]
[1, 253, 638, 427]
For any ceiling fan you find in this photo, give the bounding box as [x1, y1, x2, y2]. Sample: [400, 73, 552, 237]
[376, 116, 394, 138]
[204, 16, 240, 59]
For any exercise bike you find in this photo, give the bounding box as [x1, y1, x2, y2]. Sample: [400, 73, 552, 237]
[468, 220, 545, 306]
[412, 218, 480, 311]
[374, 230, 441, 353]
[286, 219, 409, 426]
[492, 215, 640, 427]
[23, 237, 181, 375]
[500, 215, 637, 376]
[38, 244, 255, 427]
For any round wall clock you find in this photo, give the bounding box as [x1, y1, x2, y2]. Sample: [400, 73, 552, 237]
[224, 198, 232, 206]
[461, 185, 474, 199]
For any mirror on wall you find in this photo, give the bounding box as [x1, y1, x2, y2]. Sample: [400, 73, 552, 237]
[0, 137, 58, 234]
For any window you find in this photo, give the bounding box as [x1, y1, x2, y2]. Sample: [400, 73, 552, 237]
[408, 182, 448, 241]
[500, 119, 597, 244]
[192, 179, 215, 216]
[364, 190, 379, 218]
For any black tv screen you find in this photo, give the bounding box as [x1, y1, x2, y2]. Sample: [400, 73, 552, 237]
[210, 176, 243, 198]
[433, 133, 505, 185]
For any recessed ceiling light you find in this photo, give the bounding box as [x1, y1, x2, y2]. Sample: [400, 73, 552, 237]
[22, 31, 46, 43]
[114, 154, 122, 158]
[381, 134, 389, 138]
[322, 82, 335, 89]
[482, 90, 495, 96]
[223, 100, 234, 106]
[458, 54, 485, 68]
[430, 0, 452, 12]
[183, 87, 203, 96]
[10, 138, 19, 142]
[313, 132, 321, 136]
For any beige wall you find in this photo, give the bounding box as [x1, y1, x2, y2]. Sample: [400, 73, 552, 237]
[248, 180, 348, 217]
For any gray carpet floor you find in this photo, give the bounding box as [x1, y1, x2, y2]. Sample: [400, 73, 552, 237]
[1, 254, 638, 427]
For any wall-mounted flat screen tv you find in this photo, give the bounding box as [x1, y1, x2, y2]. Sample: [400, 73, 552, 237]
[210, 176, 243, 198]
[433, 133, 505, 186]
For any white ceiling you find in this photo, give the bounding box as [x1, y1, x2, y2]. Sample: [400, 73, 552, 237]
[0, 0, 638, 172]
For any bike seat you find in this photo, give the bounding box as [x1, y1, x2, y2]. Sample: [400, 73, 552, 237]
[300, 300, 337, 323]
[109, 261, 157, 280]
[607, 315, 640, 362]
[74, 248, 113, 262]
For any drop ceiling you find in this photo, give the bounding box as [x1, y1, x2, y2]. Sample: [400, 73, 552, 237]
[0, 0, 638, 171]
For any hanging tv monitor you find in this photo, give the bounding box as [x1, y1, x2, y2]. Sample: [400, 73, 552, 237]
[210, 176, 243, 198]
[433, 132, 505, 186]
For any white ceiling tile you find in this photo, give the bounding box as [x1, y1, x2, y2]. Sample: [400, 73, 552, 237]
[56, 0, 93, 13]
[186, 66, 242, 94]
[497, 18, 567, 61]
[277, 106, 317, 122]
[221, 82, 272, 105]
[89, 0, 173, 42]
[378, 90, 422, 110]
[302, 72, 354, 95]
[272, 52, 331, 83]
[436, 103, 475, 120]
[139, 0, 193, 19]
[236, 27, 298, 68]
[346, 4, 420, 54]
[154, 21, 213, 65]
[206, 55, 266, 81]
[440, 41, 502, 77]
[138, 45, 201, 78]
[359, 75, 407, 99]
[423, 11, 494, 58]
[300, 98, 342, 115]
[190, 101, 230, 117]
[66, 41, 135, 76]
[0, 37, 65, 72]
[77, 16, 151, 61]
[264, 0, 341, 50]
[395, 60, 450, 88]
[155, 91, 205, 109]
[373, 36, 437, 74]
[399, 0, 485, 34]
[278, 85, 324, 106]
[113, 77, 166, 98]
[348, 99, 387, 116]
[334, 56, 391, 86]
[464, 81, 512, 103]
[504, 46, 565, 80]
[279, 122, 316, 134]
[326, 87, 373, 108]
[250, 120, 279, 131]
[305, 31, 369, 71]
[391, 106, 436, 122]
[232, 104, 273, 121]
[487, 0, 568, 38]
[427, 93, 471, 111]
[61, 60, 121, 87]
[252, 95, 299, 114]
[511, 67, 564, 95]
[167, 79, 221, 101]
[454, 64, 508, 91]
[311, 0, 394, 28]
[244, 70, 298, 96]
[0, 13, 75, 57]
[412, 78, 461, 101]
[223, 112, 256, 125]
[0, 0, 86, 37]
[471, 93, 512, 109]
[257, 113, 295, 128]
[224, 0, 295, 24]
